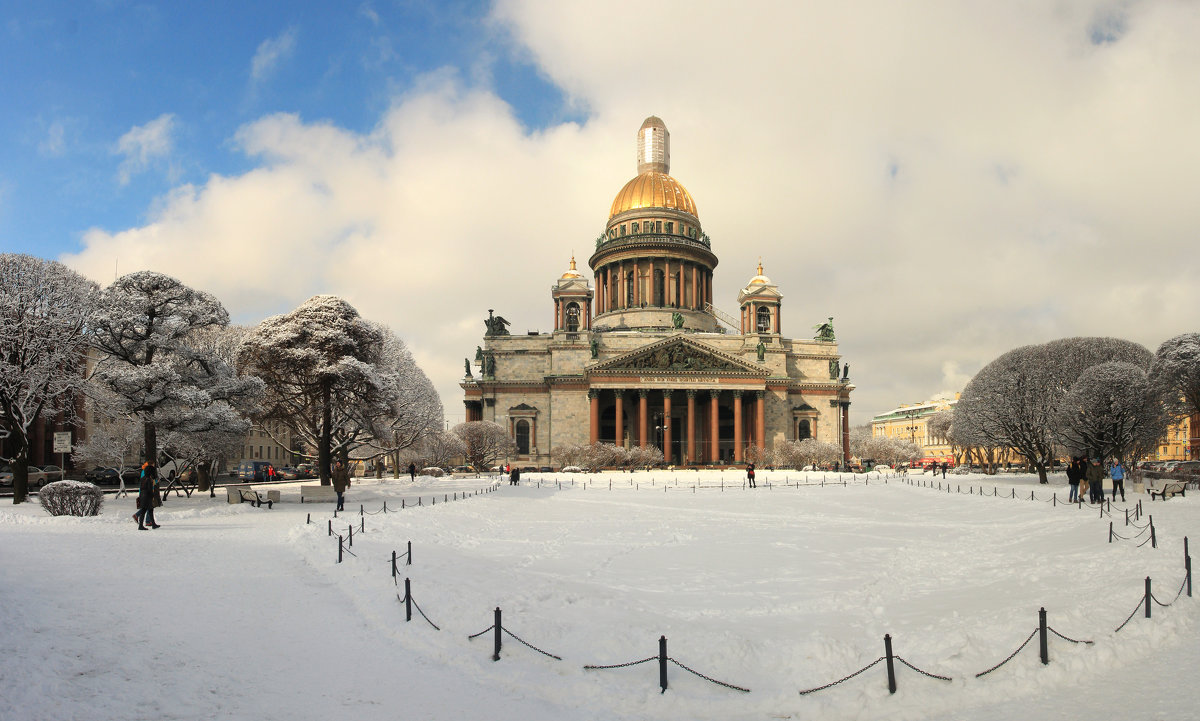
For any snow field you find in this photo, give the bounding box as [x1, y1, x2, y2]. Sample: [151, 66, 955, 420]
[2, 470, 1198, 721]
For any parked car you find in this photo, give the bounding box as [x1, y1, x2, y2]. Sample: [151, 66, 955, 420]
[539, 466, 553, 473]
[38, 465, 65, 483]
[277, 467, 301, 480]
[0, 465, 50, 488]
[1174, 461, 1200, 475]
[872, 465, 893, 473]
[452, 465, 475, 474]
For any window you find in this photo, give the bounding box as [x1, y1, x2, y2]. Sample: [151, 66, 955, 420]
[756, 307, 772, 333]
[516, 420, 530, 455]
[666, 222, 674, 234]
[797, 420, 812, 441]
[565, 302, 580, 332]
[655, 220, 662, 233]
[620, 224, 626, 237]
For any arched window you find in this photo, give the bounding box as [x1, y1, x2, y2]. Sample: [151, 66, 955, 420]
[797, 419, 812, 441]
[516, 420, 530, 455]
[653, 269, 665, 306]
[626, 275, 635, 307]
[565, 303, 580, 332]
[756, 306, 772, 333]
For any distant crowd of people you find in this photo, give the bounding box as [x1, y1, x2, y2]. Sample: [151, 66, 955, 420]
[1065, 457, 1125, 503]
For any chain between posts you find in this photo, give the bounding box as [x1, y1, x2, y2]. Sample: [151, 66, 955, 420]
[974, 629, 1038, 678]
[668, 657, 750, 692]
[797, 657, 886, 695]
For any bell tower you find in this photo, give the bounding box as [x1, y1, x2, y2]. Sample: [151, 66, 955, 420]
[737, 262, 782, 335]
[552, 256, 593, 333]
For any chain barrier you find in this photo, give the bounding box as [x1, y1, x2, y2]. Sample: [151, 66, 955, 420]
[502, 628, 563, 660]
[895, 656, 952, 682]
[974, 628, 1037, 678]
[409, 595, 441, 630]
[1046, 627, 1093, 645]
[584, 656, 658, 670]
[797, 657, 885, 695]
[467, 624, 495, 640]
[1114, 596, 1145, 633]
[667, 657, 751, 692]
[1151, 576, 1189, 608]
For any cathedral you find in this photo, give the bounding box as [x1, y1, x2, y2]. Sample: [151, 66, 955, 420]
[462, 117, 853, 467]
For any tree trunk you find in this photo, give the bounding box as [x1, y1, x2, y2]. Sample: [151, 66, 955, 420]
[197, 465, 211, 492]
[319, 381, 332, 486]
[11, 454, 29, 505]
[392, 450, 401, 479]
[144, 420, 157, 469]
[1035, 463, 1049, 484]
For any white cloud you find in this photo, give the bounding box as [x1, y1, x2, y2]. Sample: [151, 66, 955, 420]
[113, 113, 175, 185]
[65, 1, 1200, 425]
[39, 120, 66, 157]
[251, 27, 297, 83]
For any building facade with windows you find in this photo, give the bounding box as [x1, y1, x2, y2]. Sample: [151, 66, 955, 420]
[462, 117, 854, 467]
[871, 395, 959, 466]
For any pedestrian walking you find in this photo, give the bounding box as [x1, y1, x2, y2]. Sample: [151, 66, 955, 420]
[510, 467, 520, 486]
[408, 462, 416, 482]
[133, 462, 160, 530]
[1067, 457, 1082, 503]
[940, 462, 948, 479]
[747, 462, 756, 488]
[332, 459, 350, 511]
[1086, 457, 1105, 504]
[1110, 459, 1126, 502]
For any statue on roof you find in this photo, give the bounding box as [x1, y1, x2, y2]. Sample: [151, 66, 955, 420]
[484, 309, 511, 336]
[464, 359, 472, 377]
[814, 317, 836, 342]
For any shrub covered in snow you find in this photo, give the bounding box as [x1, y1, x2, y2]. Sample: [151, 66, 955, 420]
[561, 466, 583, 473]
[39, 480, 104, 517]
[421, 467, 444, 477]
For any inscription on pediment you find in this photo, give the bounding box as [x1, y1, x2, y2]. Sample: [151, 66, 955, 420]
[611, 343, 747, 373]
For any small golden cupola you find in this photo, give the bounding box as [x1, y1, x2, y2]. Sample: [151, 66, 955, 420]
[552, 255, 593, 333]
[738, 260, 783, 335]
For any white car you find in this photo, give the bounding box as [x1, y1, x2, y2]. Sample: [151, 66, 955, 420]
[0, 465, 49, 488]
[872, 465, 893, 473]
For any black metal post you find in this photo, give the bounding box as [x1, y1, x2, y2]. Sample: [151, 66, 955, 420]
[1039, 608, 1049, 665]
[328, 519, 332, 537]
[1053, 492, 1056, 506]
[306, 513, 311, 524]
[360, 504, 364, 516]
[405, 578, 412, 621]
[383, 500, 388, 513]
[493, 607, 502, 661]
[1145, 577, 1152, 618]
[884, 634, 897, 694]
[392, 550, 397, 579]
[407, 540, 412, 565]
[1151, 516, 1157, 549]
[348, 525, 353, 547]
[338, 535, 343, 563]
[1109, 521, 1113, 543]
[402, 499, 405, 509]
[659, 635, 669, 693]
[360, 516, 364, 533]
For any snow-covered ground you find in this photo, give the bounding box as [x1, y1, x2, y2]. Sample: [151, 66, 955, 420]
[2, 469, 1197, 721]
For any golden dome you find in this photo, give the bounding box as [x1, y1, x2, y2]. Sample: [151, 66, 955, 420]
[608, 171, 698, 220]
[748, 261, 771, 285]
[560, 255, 584, 279]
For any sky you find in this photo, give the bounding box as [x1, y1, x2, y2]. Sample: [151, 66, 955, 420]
[3, 0, 1199, 425]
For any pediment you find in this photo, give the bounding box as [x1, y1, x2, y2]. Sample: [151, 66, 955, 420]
[590, 335, 768, 376]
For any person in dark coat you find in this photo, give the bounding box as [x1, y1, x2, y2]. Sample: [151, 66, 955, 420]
[510, 467, 520, 486]
[747, 462, 756, 488]
[940, 462, 948, 479]
[1066, 458, 1082, 503]
[134, 462, 160, 530]
[408, 463, 416, 482]
[332, 460, 350, 511]
[1086, 458, 1105, 504]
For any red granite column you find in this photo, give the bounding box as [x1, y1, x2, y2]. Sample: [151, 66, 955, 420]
[842, 401, 852, 466]
[733, 391, 744, 462]
[709, 391, 720, 463]
[615, 391, 624, 447]
[756, 391, 766, 451]
[686, 390, 696, 465]
[589, 390, 599, 445]
[638, 390, 649, 448]
[662, 391, 672, 464]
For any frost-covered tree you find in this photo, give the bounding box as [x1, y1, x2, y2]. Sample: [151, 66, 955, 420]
[1054, 362, 1169, 472]
[238, 296, 389, 484]
[452, 421, 514, 474]
[955, 337, 1152, 483]
[1150, 333, 1200, 421]
[90, 272, 260, 474]
[406, 430, 465, 472]
[0, 255, 98, 503]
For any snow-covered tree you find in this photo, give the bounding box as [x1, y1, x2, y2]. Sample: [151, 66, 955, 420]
[71, 390, 142, 472]
[954, 337, 1152, 483]
[452, 421, 514, 474]
[90, 272, 260, 475]
[238, 295, 389, 484]
[0, 255, 98, 503]
[1150, 333, 1200, 421]
[406, 430, 465, 472]
[1054, 362, 1169, 472]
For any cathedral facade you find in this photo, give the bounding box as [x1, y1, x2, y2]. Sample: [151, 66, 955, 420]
[462, 117, 853, 467]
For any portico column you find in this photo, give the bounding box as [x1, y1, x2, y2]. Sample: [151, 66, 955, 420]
[614, 391, 624, 447]
[662, 391, 672, 464]
[841, 401, 852, 466]
[638, 390, 649, 448]
[691, 264, 698, 309]
[589, 390, 599, 445]
[756, 391, 766, 451]
[686, 389, 696, 465]
[733, 391, 744, 462]
[709, 391, 720, 463]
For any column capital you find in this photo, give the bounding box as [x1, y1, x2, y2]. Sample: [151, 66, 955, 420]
[709, 389, 721, 400]
[732, 390, 744, 399]
[686, 388, 698, 398]
[588, 388, 599, 400]
[638, 388, 650, 399]
[756, 390, 766, 399]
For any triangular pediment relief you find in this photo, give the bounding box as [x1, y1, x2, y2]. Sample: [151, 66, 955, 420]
[510, 403, 538, 411]
[590, 336, 768, 376]
[738, 284, 783, 301]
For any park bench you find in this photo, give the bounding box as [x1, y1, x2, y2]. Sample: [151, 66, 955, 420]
[225, 484, 280, 507]
[300, 484, 338, 503]
[1147, 481, 1187, 501]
